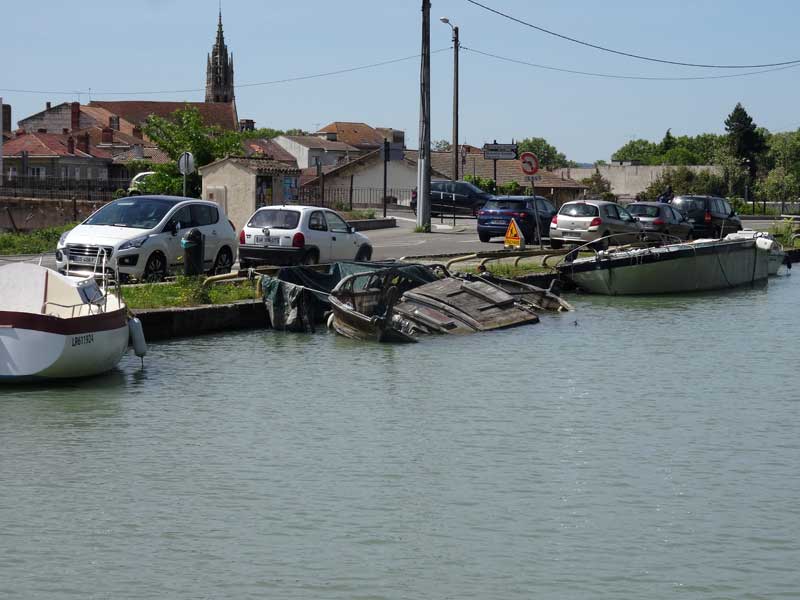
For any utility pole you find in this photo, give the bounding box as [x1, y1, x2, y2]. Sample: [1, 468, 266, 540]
[440, 18, 459, 182]
[416, 0, 432, 231]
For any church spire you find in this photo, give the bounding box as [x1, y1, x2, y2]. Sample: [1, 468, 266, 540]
[205, 6, 235, 103]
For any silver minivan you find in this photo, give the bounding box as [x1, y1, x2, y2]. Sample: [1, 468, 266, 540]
[550, 199, 642, 249]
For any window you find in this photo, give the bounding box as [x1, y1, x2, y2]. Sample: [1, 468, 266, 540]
[74, 167, 81, 180]
[247, 209, 300, 229]
[61, 167, 68, 179]
[166, 206, 193, 230]
[8, 167, 17, 180]
[308, 211, 327, 231]
[538, 198, 555, 213]
[618, 207, 635, 222]
[721, 200, 732, 215]
[85, 197, 180, 229]
[27, 166, 46, 179]
[190, 204, 218, 226]
[603, 204, 620, 219]
[484, 200, 526, 211]
[628, 204, 660, 218]
[325, 211, 350, 233]
[88, 167, 94, 180]
[559, 203, 599, 217]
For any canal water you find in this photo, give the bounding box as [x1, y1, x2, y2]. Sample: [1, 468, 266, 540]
[2, 276, 799, 599]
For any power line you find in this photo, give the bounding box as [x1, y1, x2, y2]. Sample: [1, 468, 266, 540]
[463, 46, 800, 80]
[0, 48, 451, 97]
[464, 0, 800, 69]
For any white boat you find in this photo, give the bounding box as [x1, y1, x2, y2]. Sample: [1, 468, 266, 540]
[0, 263, 139, 381]
[724, 229, 787, 275]
[557, 237, 771, 295]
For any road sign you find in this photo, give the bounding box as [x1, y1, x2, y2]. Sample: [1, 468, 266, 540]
[178, 151, 195, 175]
[483, 142, 518, 161]
[504, 218, 525, 250]
[526, 174, 543, 182]
[520, 152, 539, 175]
[383, 141, 404, 161]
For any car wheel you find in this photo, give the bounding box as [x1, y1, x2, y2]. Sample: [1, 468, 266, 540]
[302, 250, 319, 265]
[478, 231, 490, 243]
[355, 246, 372, 262]
[594, 233, 610, 251]
[212, 247, 233, 274]
[142, 252, 167, 282]
[550, 239, 563, 249]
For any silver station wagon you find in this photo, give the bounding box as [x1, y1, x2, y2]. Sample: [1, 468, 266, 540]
[549, 199, 643, 250]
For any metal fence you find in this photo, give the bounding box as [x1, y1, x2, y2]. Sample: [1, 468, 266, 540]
[0, 176, 132, 202]
[294, 186, 415, 210]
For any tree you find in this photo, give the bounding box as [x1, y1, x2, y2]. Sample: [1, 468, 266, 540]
[517, 137, 572, 169]
[240, 127, 284, 140]
[140, 106, 243, 197]
[642, 166, 726, 200]
[659, 128, 676, 153]
[284, 128, 309, 136]
[724, 102, 767, 179]
[756, 167, 800, 207]
[432, 139, 452, 152]
[611, 138, 659, 164]
[580, 171, 612, 196]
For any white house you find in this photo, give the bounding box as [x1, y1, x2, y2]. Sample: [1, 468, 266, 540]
[273, 135, 359, 169]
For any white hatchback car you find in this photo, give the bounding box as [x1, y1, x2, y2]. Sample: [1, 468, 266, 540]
[238, 205, 372, 267]
[56, 195, 238, 281]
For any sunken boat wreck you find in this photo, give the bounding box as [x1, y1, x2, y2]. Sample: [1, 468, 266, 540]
[258, 262, 571, 343]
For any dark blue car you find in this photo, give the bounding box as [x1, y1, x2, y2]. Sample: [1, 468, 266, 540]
[477, 196, 556, 243]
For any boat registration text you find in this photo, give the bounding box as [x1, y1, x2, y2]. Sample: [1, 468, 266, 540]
[72, 333, 94, 347]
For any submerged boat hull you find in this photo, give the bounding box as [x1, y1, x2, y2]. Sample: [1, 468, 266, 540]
[559, 239, 770, 295]
[0, 309, 129, 380]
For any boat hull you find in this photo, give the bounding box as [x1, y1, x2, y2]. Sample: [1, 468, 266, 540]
[560, 239, 770, 295]
[0, 309, 129, 381]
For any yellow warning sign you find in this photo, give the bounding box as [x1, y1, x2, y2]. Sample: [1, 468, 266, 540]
[504, 218, 525, 249]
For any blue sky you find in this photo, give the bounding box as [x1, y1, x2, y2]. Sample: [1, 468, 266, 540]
[3, 0, 798, 163]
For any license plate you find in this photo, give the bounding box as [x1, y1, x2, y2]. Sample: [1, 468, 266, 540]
[490, 220, 506, 225]
[71, 255, 96, 264]
[254, 235, 280, 245]
[564, 231, 582, 238]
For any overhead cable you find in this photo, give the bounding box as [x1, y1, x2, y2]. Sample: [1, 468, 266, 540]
[464, 0, 800, 69]
[463, 46, 800, 81]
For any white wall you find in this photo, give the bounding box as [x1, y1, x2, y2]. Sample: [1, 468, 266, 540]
[554, 164, 722, 198]
[201, 161, 255, 230]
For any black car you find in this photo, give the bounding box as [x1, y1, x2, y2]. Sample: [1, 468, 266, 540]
[668, 195, 742, 237]
[411, 180, 494, 216]
[477, 196, 556, 243]
[627, 202, 694, 241]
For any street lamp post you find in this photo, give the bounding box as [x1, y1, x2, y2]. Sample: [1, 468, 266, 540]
[440, 17, 459, 182]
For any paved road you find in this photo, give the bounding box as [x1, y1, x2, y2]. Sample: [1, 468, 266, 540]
[0, 214, 783, 269]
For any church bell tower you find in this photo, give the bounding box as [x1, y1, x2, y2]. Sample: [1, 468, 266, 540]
[205, 9, 235, 103]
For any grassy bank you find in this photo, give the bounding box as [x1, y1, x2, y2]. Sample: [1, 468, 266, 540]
[0, 223, 75, 255]
[122, 276, 258, 309]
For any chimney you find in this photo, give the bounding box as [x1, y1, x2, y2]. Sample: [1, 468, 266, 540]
[70, 102, 80, 131]
[132, 125, 143, 139]
[101, 127, 113, 144]
[46, 101, 51, 110]
[76, 132, 90, 154]
[1, 104, 10, 133]
[67, 136, 75, 154]
[109, 115, 120, 131]
[239, 119, 255, 132]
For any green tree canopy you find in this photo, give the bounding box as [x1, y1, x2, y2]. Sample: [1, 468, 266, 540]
[140, 106, 243, 197]
[724, 102, 767, 179]
[611, 138, 659, 164]
[516, 137, 573, 170]
[641, 167, 726, 200]
[432, 139, 452, 152]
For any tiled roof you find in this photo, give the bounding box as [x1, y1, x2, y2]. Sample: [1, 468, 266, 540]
[74, 126, 149, 149]
[404, 150, 586, 190]
[200, 156, 301, 176]
[88, 101, 238, 130]
[2, 132, 111, 160]
[79, 105, 138, 136]
[316, 122, 385, 149]
[112, 147, 171, 164]
[281, 135, 358, 152]
[241, 138, 298, 165]
[300, 149, 448, 187]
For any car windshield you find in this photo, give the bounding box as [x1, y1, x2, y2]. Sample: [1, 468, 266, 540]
[559, 203, 599, 217]
[484, 200, 526, 210]
[627, 205, 661, 217]
[248, 209, 300, 229]
[671, 197, 705, 212]
[83, 197, 177, 229]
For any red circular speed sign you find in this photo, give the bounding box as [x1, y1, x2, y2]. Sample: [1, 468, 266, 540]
[520, 152, 539, 175]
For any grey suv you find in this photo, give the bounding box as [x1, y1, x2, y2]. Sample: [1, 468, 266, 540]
[668, 195, 742, 238]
